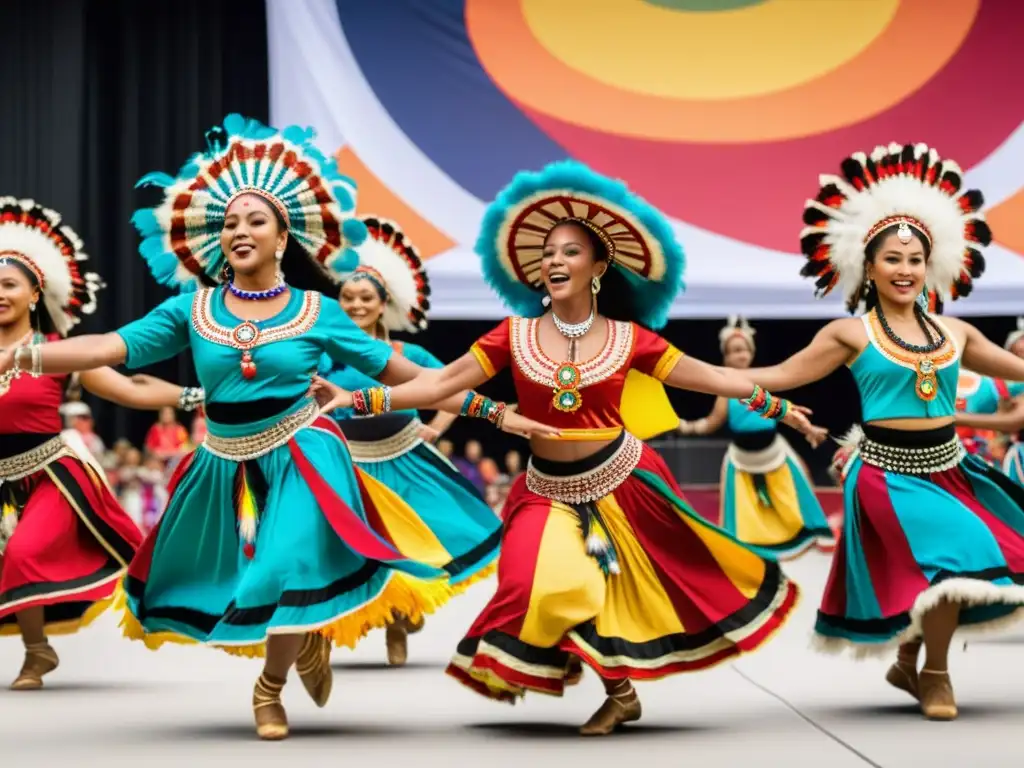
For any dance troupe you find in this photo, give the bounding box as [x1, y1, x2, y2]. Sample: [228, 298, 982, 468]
[4, 115, 1024, 739]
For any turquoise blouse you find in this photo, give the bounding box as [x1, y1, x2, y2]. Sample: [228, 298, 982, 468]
[321, 340, 442, 421]
[849, 311, 960, 422]
[116, 287, 392, 434]
[726, 398, 775, 435]
[958, 373, 1024, 415]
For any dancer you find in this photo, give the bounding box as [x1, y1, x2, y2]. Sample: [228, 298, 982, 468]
[311, 161, 820, 735]
[0, 198, 201, 690]
[0, 116, 551, 738]
[323, 215, 500, 666]
[678, 316, 832, 557]
[954, 368, 1021, 466]
[741, 142, 1024, 720]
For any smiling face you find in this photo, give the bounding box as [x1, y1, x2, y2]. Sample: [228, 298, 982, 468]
[541, 222, 608, 304]
[220, 194, 288, 276]
[0, 261, 39, 329]
[723, 334, 753, 369]
[340, 278, 386, 332]
[865, 229, 929, 309]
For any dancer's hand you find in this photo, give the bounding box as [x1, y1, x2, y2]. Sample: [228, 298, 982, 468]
[781, 404, 821, 445]
[417, 423, 441, 443]
[498, 409, 561, 439]
[308, 375, 352, 415]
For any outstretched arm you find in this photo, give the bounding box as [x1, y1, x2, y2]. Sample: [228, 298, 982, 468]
[955, 319, 1024, 382]
[377, 352, 491, 410]
[79, 367, 195, 411]
[743, 320, 856, 392]
[678, 396, 728, 436]
[1, 333, 127, 376]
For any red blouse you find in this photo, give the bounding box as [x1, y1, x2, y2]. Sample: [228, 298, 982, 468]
[1, 334, 68, 435]
[470, 317, 683, 437]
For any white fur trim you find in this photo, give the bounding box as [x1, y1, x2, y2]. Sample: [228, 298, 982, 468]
[811, 578, 1024, 659]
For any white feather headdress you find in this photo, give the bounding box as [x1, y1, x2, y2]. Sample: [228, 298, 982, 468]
[718, 315, 755, 354]
[799, 143, 990, 313]
[338, 217, 431, 333]
[0, 198, 103, 336]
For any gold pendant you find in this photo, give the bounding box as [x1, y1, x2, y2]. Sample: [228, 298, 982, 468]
[915, 358, 938, 401]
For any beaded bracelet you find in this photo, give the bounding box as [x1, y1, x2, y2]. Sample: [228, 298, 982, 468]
[177, 387, 205, 412]
[741, 384, 791, 422]
[459, 391, 509, 428]
[352, 386, 392, 416]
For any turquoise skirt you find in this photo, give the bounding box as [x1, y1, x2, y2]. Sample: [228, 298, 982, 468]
[815, 424, 1024, 655]
[121, 402, 492, 655]
[339, 413, 500, 588]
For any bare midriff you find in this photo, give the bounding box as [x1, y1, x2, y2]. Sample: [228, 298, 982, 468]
[866, 417, 954, 431]
[529, 432, 621, 463]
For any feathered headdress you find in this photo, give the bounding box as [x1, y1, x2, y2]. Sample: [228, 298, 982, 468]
[1006, 317, 1024, 351]
[338, 216, 431, 333]
[800, 143, 990, 313]
[132, 114, 368, 292]
[475, 160, 685, 330]
[0, 198, 104, 336]
[719, 315, 756, 354]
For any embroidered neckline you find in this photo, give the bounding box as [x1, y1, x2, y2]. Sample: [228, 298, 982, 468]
[510, 316, 633, 389]
[191, 288, 321, 348]
[863, 309, 958, 373]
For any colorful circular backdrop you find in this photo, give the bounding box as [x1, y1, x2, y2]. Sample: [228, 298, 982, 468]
[334, 0, 1024, 255]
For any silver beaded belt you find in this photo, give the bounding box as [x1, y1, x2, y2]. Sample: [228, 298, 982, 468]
[0, 436, 68, 481]
[202, 401, 319, 461]
[859, 434, 964, 475]
[347, 419, 422, 463]
[526, 432, 643, 505]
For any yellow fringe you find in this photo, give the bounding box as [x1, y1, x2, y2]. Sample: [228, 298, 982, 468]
[320, 560, 497, 650]
[112, 560, 497, 657]
[0, 593, 115, 638]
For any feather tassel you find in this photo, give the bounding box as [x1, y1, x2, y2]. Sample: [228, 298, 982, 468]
[233, 464, 261, 560]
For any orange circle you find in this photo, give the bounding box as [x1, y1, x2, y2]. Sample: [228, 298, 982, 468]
[465, 0, 978, 143]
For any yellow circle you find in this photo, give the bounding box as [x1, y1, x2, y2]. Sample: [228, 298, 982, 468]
[521, 0, 899, 101]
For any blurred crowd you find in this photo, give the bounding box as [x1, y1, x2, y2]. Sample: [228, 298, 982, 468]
[434, 438, 523, 517]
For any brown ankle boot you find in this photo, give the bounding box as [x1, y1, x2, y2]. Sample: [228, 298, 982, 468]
[579, 682, 642, 736]
[11, 641, 59, 691]
[565, 656, 584, 687]
[295, 632, 333, 708]
[885, 659, 919, 700]
[253, 673, 289, 740]
[386, 622, 408, 666]
[918, 669, 957, 720]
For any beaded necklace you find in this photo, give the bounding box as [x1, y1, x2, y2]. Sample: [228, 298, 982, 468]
[874, 303, 949, 401]
[549, 304, 595, 413]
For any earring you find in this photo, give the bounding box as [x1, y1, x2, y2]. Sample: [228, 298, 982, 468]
[541, 293, 551, 308]
[591, 276, 601, 295]
[275, 249, 284, 261]
[220, 262, 234, 282]
[29, 302, 36, 311]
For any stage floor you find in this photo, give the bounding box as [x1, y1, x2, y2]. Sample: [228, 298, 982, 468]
[2, 554, 1022, 766]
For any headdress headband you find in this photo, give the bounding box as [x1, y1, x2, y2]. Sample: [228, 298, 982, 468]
[339, 217, 431, 333]
[718, 314, 756, 354]
[800, 142, 990, 313]
[132, 114, 368, 292]
[0, 199, 104, 336]
[476, 160, 685, 330]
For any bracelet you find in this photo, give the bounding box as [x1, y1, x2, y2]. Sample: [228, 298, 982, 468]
[29, 344, 42, 377]
[742, 384, 790, 422]
[178, 386, 205, 412]
[353, 386, 392, 416]
[485, 401, 507, 428]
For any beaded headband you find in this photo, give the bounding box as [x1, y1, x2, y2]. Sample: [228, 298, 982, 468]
[349, 265, 389, 298]
[864, 216, 932, 247]
[226, 187, 291, 228]
[561, 216, 617, 261]
[0, 251, 46, 288]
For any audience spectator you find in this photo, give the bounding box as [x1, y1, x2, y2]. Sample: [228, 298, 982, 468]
[504, 450, 523, 479]
[145, 406, 190, 461]
[454, 439, 486, 494]
[70, 405, 106, 457]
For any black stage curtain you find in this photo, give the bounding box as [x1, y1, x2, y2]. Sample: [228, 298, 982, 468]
[0, 0, 268, 445]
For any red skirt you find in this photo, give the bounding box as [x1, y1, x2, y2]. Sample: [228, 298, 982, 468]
[447, 432, 798, 702]
[0, 456, 142, 637]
